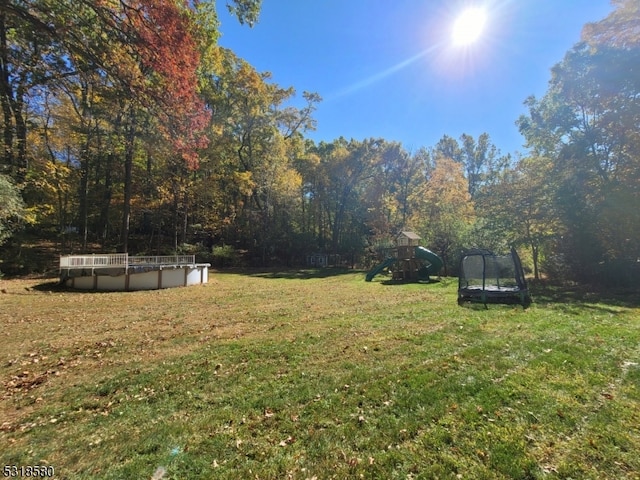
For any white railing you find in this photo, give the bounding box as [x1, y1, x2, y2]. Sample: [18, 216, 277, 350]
[127, 255, 194, 266]
[60, 253, 195, 271]
[59, 253, 128, 269]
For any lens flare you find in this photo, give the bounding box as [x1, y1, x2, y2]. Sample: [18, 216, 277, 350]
[452, 7, 487, 46]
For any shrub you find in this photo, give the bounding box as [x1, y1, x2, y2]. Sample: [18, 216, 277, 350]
[212, 244, 241, 267]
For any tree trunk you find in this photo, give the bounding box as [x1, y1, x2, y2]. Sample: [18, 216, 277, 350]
[120, 113, 136, 253]
[99, 151, 113, 247]
[0, 13, 14, 174]
[181, 186, 189, 246]
[13, 82, 27, 182]
[531, 242, 540, 280]
[78, 153, 90, 250]
[172, 182, 179, 252]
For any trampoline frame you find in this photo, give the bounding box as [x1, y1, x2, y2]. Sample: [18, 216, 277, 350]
[457, 247, 531, 308]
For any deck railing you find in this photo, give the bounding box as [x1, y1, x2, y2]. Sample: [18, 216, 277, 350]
[60, 254, 196, 271]
[127, 255, 195, 266]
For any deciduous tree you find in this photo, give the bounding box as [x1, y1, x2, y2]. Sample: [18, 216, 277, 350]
[518, 1, 640, 283]
[411, 157, 475, 274]
[0, 173, 24, 246]
[476, 156, 560, 279]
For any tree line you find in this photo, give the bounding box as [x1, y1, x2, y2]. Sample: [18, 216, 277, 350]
[1, 0, 638, 286]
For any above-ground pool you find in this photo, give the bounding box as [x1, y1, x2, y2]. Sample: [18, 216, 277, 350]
[59, 253, 210, 291]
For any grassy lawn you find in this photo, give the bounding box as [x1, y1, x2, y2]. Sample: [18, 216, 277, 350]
[1, 270, 639, 479]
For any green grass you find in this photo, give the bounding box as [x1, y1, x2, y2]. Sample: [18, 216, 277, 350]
[1, 270, 639, 479]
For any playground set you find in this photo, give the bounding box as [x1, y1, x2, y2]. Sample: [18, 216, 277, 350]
[365, 232, 531, 308]
[365, 231, 443, 283]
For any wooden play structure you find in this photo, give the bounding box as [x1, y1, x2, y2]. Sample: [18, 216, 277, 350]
[366, 231, 443, 282]
[394, 231, 425, 281]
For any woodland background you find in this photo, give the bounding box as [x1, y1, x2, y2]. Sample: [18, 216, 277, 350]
[0, 0, 638, 286]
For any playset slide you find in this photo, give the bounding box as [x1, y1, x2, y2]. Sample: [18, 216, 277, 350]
[365, 257, 397, 282]
[414, 246, 443, 276]
[365, 247, 443, 282]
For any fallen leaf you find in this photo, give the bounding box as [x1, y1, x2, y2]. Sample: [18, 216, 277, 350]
[151, 466, 166, 480]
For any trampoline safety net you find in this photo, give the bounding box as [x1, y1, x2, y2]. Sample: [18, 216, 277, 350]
[458, 247, 531, 308]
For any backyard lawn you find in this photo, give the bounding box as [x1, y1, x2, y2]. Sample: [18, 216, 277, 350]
[1, 270, 639, 479]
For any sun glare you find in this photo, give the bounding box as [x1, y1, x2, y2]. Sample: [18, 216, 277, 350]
[452, 6, 487, 46]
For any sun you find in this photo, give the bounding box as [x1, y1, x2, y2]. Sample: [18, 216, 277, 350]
[451, 6, 487, 46]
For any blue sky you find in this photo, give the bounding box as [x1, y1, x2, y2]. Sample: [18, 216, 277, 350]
[217, 1, 614, 156]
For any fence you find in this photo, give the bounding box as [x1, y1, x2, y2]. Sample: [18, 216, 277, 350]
[60, 254, 196, 271]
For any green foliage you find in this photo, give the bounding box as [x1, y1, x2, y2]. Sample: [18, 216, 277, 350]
[475, 156, 561, 279]
[431, 133, 511, 198]
[0, 174, 25, 246]
[211, 244, 243, 267]
[225, 0, 263, 27]
[516, 3, 640, 285]
[411, 157, 475, 274]
[2, 0, 638, 289]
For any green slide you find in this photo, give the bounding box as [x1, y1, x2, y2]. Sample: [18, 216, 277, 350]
[414, 246, 443, 276]
[365, 247, 443, 282]
[365, 257, 397, 282]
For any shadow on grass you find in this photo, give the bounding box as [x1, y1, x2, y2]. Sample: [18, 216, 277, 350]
[30, 280, 116, 294]
[28, 268, 360, 291]
[379, 278, 441, 286]
[30, 279, 165, 295]
[30, 279, 65, 292]
[530, 282, 640, 309]
[244, 267, 361, 280]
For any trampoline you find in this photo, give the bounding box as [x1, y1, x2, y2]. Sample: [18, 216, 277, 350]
[458, 247, 531, 308]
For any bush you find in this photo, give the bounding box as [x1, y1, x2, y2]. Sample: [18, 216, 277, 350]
[0, 174, 25, 247]
[212, 245, 242, 268]
[173, 243, 209, 264]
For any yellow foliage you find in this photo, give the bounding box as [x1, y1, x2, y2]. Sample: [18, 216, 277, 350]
[233, 171, 256, 196]
[423, 157, 475, 223]
[275, 168, 302, 199]
[23, 207, 42, 226]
